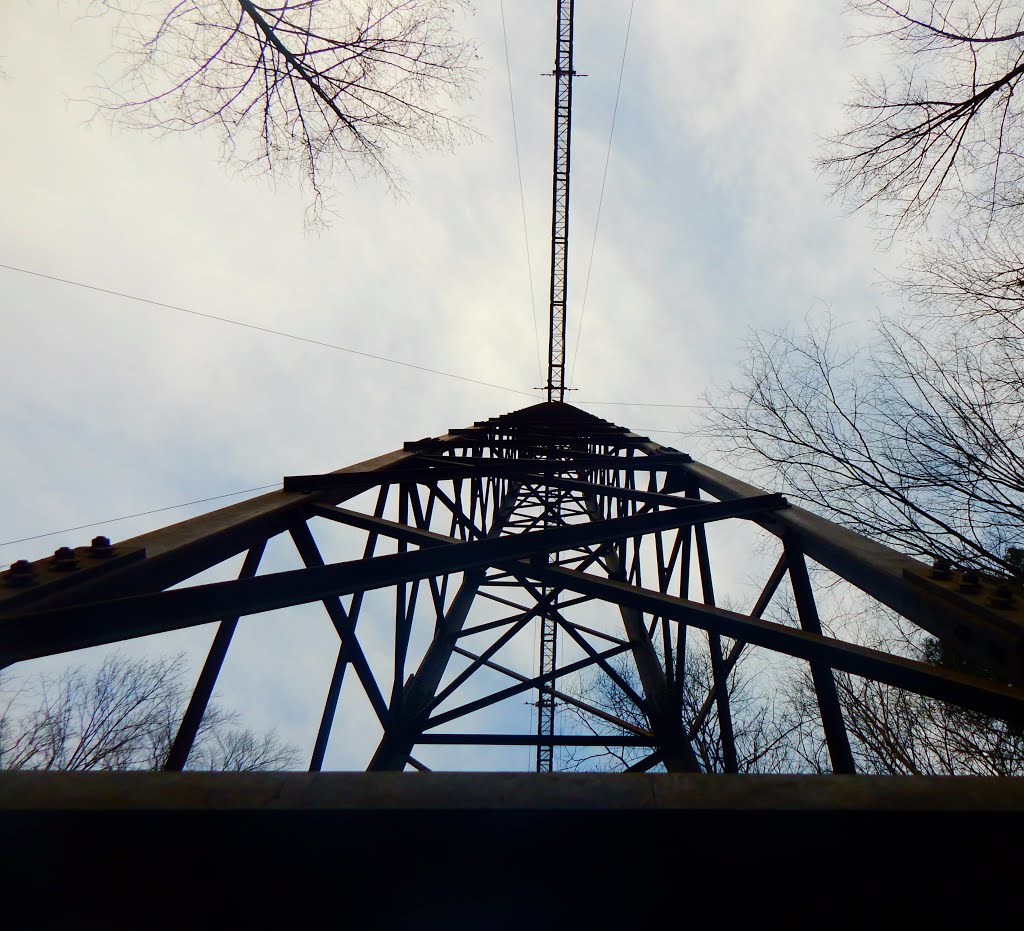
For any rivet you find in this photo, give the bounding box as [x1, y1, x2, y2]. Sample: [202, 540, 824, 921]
[4, 559, 37, 587]
[990, 584, 1016, 610]
[52, 547, 78, 571]
[89, 536, 114, 558]
[960, 569, 982, 593]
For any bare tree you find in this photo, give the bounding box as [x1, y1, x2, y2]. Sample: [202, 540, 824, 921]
[0, 652, 298, 771]
[698, 1, 1024, 775]
[187, 725, 299, 770]
[823, 1, 1024, 232]
[93, 0, 479, 223]
[896, 219, 1024, 326]
[784, 612, 1024, 775]
[562, 644, 797, 774]
[701, 310, 1024, 576]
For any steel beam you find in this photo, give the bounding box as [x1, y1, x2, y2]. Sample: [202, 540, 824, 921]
[0, 494, 786, 663]
[786, 542, 856, 774]
[521, 563, 1024, 720]
[679, 459, 1024, 682]
[163, 543, 266, 771]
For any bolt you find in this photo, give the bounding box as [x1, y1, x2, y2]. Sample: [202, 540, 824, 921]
[931, 557, 952, 580]
[89, 536, 114, 558]
[5, 559, 36, 587]
[960, 569, 982, 593]
[52, 546, 78, 571]
[990, 584, 1016, 610]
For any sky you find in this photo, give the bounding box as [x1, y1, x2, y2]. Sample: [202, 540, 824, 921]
[1, 0, 903, 769]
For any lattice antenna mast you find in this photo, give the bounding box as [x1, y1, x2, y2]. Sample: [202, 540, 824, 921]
[535, 0, 579, 771]
[545, 0, 577, 403]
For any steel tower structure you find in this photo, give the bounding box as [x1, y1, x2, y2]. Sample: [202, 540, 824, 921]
[535, 0, 579, 772]
[545, 0, 575, 406]
[4, 399, 1024, 775]
[4, 399, 1024, 917]
[4, 2, 1024, 921]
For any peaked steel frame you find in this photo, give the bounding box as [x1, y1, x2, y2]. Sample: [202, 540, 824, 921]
[3, 402, 1023, 774]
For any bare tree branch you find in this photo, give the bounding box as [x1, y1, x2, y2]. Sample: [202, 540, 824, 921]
[700, 310, 1024, 575]
[0, 652, 299, 771]
[824, 1, 1024, 232]
[90, 0, 480, 226]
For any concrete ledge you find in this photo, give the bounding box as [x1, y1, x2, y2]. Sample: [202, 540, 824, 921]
[3, 770, 1024, 811]
[3, 773, 1022, 926]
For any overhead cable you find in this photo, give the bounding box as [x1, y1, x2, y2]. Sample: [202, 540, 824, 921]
[0, 263, 538, 400]
[568, 0, 636, 389]
[0, 484, 280, 550]
[499, 0, 543, 382]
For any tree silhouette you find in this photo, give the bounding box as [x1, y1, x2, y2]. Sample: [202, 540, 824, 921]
[0, 652, 298, 771]
[94, 0, 479, 223]
[823, 1, 1024, 233]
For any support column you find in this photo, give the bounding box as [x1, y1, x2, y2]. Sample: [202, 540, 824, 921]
[367, 484, 522, 771]
[581, 493, 700, 772]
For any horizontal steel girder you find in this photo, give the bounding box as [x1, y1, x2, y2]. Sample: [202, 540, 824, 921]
[0, 494, 785, 663]
[283, 453, 693, 492]
[6, 771, 1024, 812]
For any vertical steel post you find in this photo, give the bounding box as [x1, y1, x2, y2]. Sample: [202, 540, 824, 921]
[536, 482, 559, 772]
[687, 484, 739, 773]
[786, 542, 856, 774]
[163, 543, 266, 771]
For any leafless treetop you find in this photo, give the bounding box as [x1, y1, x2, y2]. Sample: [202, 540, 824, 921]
[699, 310, 1024, 575]
[96, 1, 479, 223]
[824, 1, 1024, 233]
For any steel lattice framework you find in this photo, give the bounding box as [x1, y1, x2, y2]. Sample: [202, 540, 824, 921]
[3, 402, 1023, 775]
[545, 0, 575, 405]
[5, 3, 1024, 917]
[536, 0, 578, 773]
[5, 402, 1024, 921]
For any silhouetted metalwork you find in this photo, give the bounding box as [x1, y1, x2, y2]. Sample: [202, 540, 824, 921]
[538, 0, 578, 772]
[545, 0, 576, 405]
[4, 402, 1023, 775]
[6, 5, 1024, 919]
